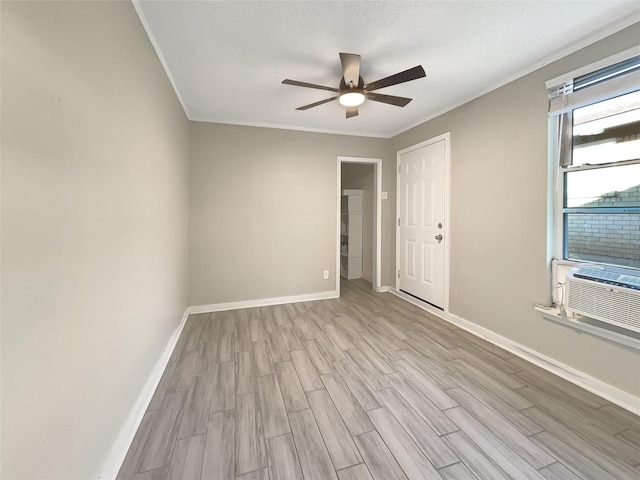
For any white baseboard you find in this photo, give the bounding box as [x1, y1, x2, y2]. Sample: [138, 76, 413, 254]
[390, 288, 640, 416]
[376, 285, 390, 293]
[97, 309, 190, 480]
[186, 290, 339, 314]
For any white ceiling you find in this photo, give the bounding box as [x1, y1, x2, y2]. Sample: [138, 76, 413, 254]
[133, 1, 640, 138]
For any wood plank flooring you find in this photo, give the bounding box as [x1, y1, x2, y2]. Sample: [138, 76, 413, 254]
[118, 279, 640, 480]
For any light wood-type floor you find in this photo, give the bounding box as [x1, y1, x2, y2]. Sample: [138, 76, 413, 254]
[117, 279, 640, 480]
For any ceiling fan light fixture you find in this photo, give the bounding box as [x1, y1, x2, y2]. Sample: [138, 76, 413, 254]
[283, 53, 426, 116]
[339, 91, 365, 107]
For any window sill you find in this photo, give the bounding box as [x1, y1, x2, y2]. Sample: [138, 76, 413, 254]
[535, 306, 640, 350]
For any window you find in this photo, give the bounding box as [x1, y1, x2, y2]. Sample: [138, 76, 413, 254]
[549, 53, 640, 270]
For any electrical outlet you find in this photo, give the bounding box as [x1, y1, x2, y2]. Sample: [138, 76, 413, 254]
[323, 270, 329, 280]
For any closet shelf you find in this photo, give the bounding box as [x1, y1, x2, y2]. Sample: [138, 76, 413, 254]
[340, 190, 363, 280]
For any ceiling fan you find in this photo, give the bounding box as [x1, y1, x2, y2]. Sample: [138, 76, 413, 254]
[282, 53, 426, 118]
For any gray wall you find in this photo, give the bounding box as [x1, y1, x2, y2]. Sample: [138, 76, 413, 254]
[1, 2, 190, 479]
[391, 23, 640, 397]
[188, 123, 393, 306]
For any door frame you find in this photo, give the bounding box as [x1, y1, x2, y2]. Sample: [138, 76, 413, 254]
[395, 132, 451, 312]
[336, 156, 383, 295]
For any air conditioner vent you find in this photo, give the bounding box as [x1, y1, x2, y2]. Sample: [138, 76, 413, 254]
[566, 265, 640, 333]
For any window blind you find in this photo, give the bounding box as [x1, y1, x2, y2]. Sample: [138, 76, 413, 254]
[548, 55, 640, 116]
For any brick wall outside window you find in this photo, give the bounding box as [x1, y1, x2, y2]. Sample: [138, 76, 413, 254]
[566, 184, 640, 268]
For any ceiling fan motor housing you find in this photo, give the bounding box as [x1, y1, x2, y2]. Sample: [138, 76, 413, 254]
[339, 76, 366, 106]
[339, 76, 365, 91]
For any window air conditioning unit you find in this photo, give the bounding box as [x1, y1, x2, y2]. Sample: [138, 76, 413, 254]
[566, 264, 640, 333]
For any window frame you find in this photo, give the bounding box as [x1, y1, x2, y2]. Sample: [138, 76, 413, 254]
[550, 53, 640, 271]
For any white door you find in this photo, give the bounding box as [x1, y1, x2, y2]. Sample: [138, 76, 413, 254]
[398, 136, 447, 308]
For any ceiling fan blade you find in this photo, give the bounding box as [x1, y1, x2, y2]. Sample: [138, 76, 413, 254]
[340, 53, 361, 87]
[346, 107, 359, 118]
[282, 79, 339, 92]
[295, 96, 337, 110]
[366, 92, 412, 107]
[364, 65, 426, 92]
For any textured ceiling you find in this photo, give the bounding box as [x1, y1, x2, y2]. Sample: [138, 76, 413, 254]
[133, 1, 640, 138]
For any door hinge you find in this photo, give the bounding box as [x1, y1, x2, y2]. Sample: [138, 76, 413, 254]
[398, 165, 401, 174]
[397, 218, 400, 226]
[398, 271, 400, 278]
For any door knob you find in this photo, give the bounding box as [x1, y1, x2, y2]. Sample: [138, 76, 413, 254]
[435, 234, 443, 243]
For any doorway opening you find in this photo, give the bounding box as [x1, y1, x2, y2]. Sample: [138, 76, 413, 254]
[336, 156, 382, 296]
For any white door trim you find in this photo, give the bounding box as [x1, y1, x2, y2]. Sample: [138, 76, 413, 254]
[395, 132, 451, 312]
[337, 156, 383, 295]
